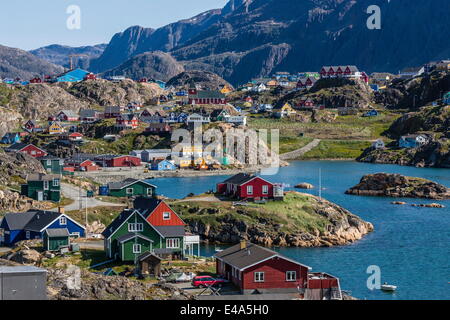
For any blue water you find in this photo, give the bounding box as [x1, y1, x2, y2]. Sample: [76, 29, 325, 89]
[148, 161, 450, 300]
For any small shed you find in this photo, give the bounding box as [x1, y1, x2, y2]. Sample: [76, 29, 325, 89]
[137, 251, 162, 277]
[43, 228, 70, 251]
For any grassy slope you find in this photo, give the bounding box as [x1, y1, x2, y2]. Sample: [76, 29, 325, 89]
[248, 111, 400, 159]
[171, 192, 329, 234]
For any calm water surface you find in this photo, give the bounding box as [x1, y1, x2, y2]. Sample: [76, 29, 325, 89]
[148, 161, 449, 300]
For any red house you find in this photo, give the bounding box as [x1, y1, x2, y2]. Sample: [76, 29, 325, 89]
[84, 73, 97, 80]
[216, 173, 282, 201]
[135, 198, 186, 227]
[56, 110, 79, 122]
[116, 114, 139, 129]
[145, 123, 172, 134]
[30, 77, 42, 84]
[95, 155, 141, 167]
[65, 157, 99, 171]
[215, 241, 310, 294]
[5, 143, 47, 158]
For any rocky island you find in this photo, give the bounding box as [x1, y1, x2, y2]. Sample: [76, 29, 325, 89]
[172, 192, 374, 248]
[346, 173, 450, 200]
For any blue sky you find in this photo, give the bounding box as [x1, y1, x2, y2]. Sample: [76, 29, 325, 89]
[0, 0, 228, 50]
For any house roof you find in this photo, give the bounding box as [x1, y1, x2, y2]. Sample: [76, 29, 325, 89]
[80, 109, 100, 118]
[1, 212, 37, 230]
[58, 110, 78, 118]
[215, 242, 310, 271]
[153, 225, 185, 238]
[138, 251, 162, 262]
[2, 211, 83, 233]
[118, 113, 138, 121]
[107, 178, 156, 190]
[191, 90, 225, 99]
[5, 142, 29, 151]
[27, 173, 59, 182]
[2, 132, 19, 139]
[116, 233, 153, 243]
[133, 197, 162, 216]
[45, 228, 70, 237]
[101, 209, 135, 238]
[221, 173, 273, 186]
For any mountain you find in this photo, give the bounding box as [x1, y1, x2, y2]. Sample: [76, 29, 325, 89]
[0, 44, 64, 79]
[30, 44, 107, 69]
[101, 51, 184, 81]
[92, 0, 450, 85]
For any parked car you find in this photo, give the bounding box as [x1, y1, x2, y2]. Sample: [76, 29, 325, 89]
[192, 276, 227, 288]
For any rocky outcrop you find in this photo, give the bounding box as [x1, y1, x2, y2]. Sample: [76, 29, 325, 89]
[166, 70, 233, 90]
[180, 192, 373, 247]
[101, 51, 184, 82]
[346, 173, 450, 200]
[0, 151, 45, 184]
[0, 189, 51, 213]
[0, 107, 23, 136]
[295, 183, 314, 189]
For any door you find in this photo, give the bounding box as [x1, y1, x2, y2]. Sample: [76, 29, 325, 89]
[37, 191, 43, 201]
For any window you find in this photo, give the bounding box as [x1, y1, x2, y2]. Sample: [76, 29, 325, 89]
[163, 212, 171, 220]
[31, 150, 36, 155]
[47, 160, 52, 166]
[254, 272, 265, 282]
[128, 223, 143, 232]
[126, 188, 134, 195]
[286, 271, 296, 282]
[247, 185, 253, 195]
[43, 181, 49, 190]
[53, 179, 59, 187]
[147, 188, 153, 196]
[59, 216, 67, 225]
[25, 231, 30, 239]
[166, 238, 180, 249]
[262, 185, 269, 194]
[133, 244, 141, 254]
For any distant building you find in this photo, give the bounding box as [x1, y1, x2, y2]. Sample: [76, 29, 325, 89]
[141, 149, 172, 162]
[188, 84, 227, 105]
[55, 68, 91, 83]
[5, 143, 47, 158]
[150, 159, 177, 171]
[116, 114, 139, 130]
[1, 132, 21, 145]
[362, 109, 379, 117]
[104, 106, 123, 119]
[56, 110, 79, 122]
[372, 139, 385, 150]
[94, 154, 141, 167]
[80, 109, 102, 123]
[107, 178, 157, 197]
[39, 155, 64, 174]
[145, 123, 172, 134]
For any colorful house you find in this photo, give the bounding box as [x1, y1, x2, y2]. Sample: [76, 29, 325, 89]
[80, 109, 102, 123]
[39, 155, 64, 174]
[94, 155, 141, 167]
[48, 121, 65, 135]
[102, 206, 185, 262]
[43, 228, 70, 251]
[150, 159, 177, 171]
[145, 123, 172, 134]
[5, 143, 47, 158]
[1, 132, 21, 144]
[443, 92, 450, 105]
[104, 106, 122, 119]
[116, 113, 139, 130]
[21, 173, 61, 202]
[362, 109, 379, 117]
[0, 209, 85, 246]
[56, 110, 79, 122]
[107, 178, 156, 197]
[188, 86, 227, 105]
[23, 120, 39, 132]
[216, 173, 283, 201]
[399, 134, 429, 149]
[215, 241, 311, 294]
[56, 68, 91, 83]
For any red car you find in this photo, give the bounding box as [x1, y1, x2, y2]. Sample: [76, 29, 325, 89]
[191, 276, 227, 288]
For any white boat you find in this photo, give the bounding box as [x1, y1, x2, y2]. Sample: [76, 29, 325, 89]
[381, 284, 397, 292]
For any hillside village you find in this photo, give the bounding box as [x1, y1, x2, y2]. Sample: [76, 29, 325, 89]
[0, 56, 449, 300]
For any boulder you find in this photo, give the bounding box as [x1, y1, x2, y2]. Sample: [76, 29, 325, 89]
[295, 183, 314, 189]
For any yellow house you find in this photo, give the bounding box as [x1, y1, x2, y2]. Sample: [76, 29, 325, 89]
[48, 121, 65, 135]
[281, 103, 296, 114]
[266, 80, 278, 87]
[220, 85, 233, 94]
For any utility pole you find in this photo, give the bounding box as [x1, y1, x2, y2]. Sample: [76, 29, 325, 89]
[85, 196, 88, 238]
[319, 168, 322, 200]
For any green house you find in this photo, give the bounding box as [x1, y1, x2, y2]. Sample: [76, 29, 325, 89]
[21, 173, 61, 202]
[43, 228, 70, 251]
[107, 178, 157, 198]
[40, 155, 64, 174]
[102, 209, 185, 262]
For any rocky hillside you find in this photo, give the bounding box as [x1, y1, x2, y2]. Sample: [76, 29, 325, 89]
[279, 78, 373, 109]
[358, 106, 450, 168]
[346, 173, 450, 200]
[172, 192, 373, 247]
[166, 70, 232, 90]
[29, 44, 107, 69]
[101, 51, 184, 82]
[0, 44, 64, 79]
[375, 71, 450, 109]
[91, 0, 450, 85]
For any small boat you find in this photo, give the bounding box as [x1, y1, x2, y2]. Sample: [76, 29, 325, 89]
[381, 284, 397, 292]
[215, 247, 223, 253]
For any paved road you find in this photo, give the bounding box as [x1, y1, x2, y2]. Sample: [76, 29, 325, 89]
[60, 183, 125, 211]
[280, 139, 321, 161]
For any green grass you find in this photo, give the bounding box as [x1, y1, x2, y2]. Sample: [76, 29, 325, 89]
[66, 206, 125, 226]
[302, 140, 372, 159]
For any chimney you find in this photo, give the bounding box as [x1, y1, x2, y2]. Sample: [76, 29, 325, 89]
[240, 240, 247, 250]
[58, 207, 65, 214]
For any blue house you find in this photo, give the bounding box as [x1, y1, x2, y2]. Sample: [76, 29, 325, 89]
[151, 159, 177, 171]
[177, 113, 188, 123]
[56, 68, 90, 83]
[399, 134, 429, 149]
[1, 132, 21, 144]
[0, 210, 85, 246]
[444, 92, 450, 105]
[362, 110, 379, 117]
